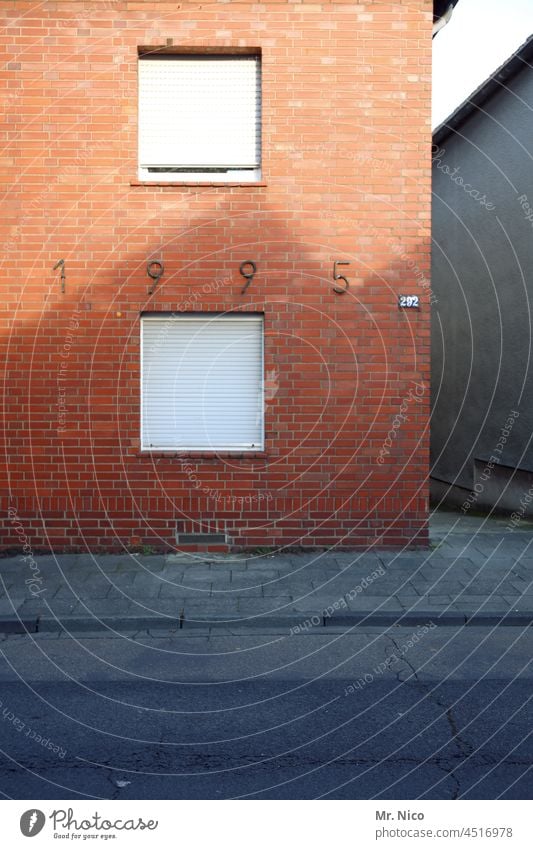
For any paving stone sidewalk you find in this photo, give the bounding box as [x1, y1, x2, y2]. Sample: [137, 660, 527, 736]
[1, 511, 533, 633]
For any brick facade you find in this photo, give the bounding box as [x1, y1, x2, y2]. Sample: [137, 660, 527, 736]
[1, 0, 432, 552]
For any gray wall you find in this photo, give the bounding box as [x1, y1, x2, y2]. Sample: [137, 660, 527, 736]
[431, 68, 533, 506]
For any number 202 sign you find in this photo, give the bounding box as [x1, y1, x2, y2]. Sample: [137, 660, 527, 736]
[398, 295, 420, 309]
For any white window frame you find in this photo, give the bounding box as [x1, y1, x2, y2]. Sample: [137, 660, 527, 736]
[138, 52, 262, 183]
[140, 313, 265, 452]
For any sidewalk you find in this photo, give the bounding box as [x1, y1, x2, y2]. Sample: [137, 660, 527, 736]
[1, 510, 533, 633]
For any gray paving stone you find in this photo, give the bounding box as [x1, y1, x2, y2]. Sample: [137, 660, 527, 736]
[504, 587, 533, 598]
[210, 576, 243, 592]
[156, 566, 185, 583]
[459, 579, 518, 594]
[183, 599, 240, 618]
[160, 583, 210, 599]
[454, 602, 511, 612]
[177, 577, 213, 590]
[262, 585, 295, 598]
[0, 561, 37, 587]
[497, 535, 533, 548]
[286, 553, 329, 566]
[310, 568, 367, 582]
[262, 592, 293, 603]
[450, 593, 507, 602]
[18, 599, 77, 617]
[276, 565, 325, 579]
[509, 578, 532, 592]
[67, 599, 131, 616]
[512, 554, 533, 567]
[394, 595, 448, 611]
[332, 583, 402, 598]
[333, 552, 384, 568]
[508, 570, 533, 591]
[50, 583, 94, 599]
[222, 562, 249, 572]
[230, 570, 280, 583]
[407, 565, 451, 580]
[415, 553, 475, 566]
[165, 554, 207, 566]
[100, 572, 138, 587]
[89, 599, 179, 617]
[131, 573, 166, 589]
[511, 563, 533, 580]
[461, 555, 515, 567]
[213, 588, 263, 601]
[409, 580, 468, 594]
[344, 595, 402, 612]
[109, 584, 162, 600]
[291, 595, 339, 612]
[41, 599, 83, 616]
[236, 598, 294, 614]
[68, 575, 115, 593]
[378, 553, 427, 566]
[0, 514, 532, 630]
[131, 555, 167, 570]
[94, 554, 144, 568]
[438, 548, 487, 563]
[246, 552, 282, 569]
[204, 553, 248, 563]
[271, 576, 321, 593]
[444, 561, 486, 576]
[274, 561, 312, 576]
[0, 598, 25, 616]
[503, 595, 533, 610]
[180, 567, 217, 578]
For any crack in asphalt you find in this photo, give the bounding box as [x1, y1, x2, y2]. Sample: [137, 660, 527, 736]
[386, 635, 473, 800]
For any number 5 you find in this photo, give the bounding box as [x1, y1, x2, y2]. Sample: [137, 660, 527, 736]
[333, 261, 350, 294]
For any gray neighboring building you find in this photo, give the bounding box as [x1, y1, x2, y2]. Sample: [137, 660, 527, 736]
[431, 36, 533, 516]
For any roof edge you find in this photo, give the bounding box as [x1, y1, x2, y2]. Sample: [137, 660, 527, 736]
[433, 34, 533, 144]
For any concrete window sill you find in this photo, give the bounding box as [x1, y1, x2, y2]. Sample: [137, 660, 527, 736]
[130, 180, 267, 188]
[136, 451, 268, 460]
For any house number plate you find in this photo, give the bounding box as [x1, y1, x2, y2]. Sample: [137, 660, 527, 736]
[398, 295, 420, 308]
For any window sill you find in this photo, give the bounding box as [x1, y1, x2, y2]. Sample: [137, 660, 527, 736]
[136, 450, 268, 460]
[130, 180, 267, 188]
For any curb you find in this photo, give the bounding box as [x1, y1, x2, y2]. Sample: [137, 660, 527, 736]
[0, 610, 532, 634]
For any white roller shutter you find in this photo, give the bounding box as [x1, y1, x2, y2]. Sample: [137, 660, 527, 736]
[141, 314, 264, 450]
[138, 55, 261, 174]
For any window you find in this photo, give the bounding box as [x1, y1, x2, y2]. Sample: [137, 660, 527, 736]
[138, 52, 261, 182]
[141, 314, 264, 451]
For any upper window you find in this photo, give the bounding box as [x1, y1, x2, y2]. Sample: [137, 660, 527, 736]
[138, 53, 262, 182]
[141, 314, 264, 451]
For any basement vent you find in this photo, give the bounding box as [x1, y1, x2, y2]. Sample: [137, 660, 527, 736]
[176, 532, 228, 544]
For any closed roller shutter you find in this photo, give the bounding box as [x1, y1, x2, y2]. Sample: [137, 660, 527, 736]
[138, 55, 261, 172]
[141, 314, 264, 450]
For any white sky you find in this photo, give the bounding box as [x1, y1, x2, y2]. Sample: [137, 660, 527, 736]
[432, 0, 533, 128]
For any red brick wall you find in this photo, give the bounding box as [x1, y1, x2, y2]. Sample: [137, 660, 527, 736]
[0, 0, 432, 552]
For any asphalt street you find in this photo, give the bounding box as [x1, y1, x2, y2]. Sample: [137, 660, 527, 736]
[0, 624, 531, 799]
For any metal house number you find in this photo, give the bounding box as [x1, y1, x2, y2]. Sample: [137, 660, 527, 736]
[53, 259, 66, 293]
[139, 257, 422, 309]
[332, 261, 350, 294]
[147, 260, 164, 295]
[239, 260, 257, 294]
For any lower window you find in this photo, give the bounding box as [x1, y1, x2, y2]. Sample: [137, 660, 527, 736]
[141, 313, 264, 451]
